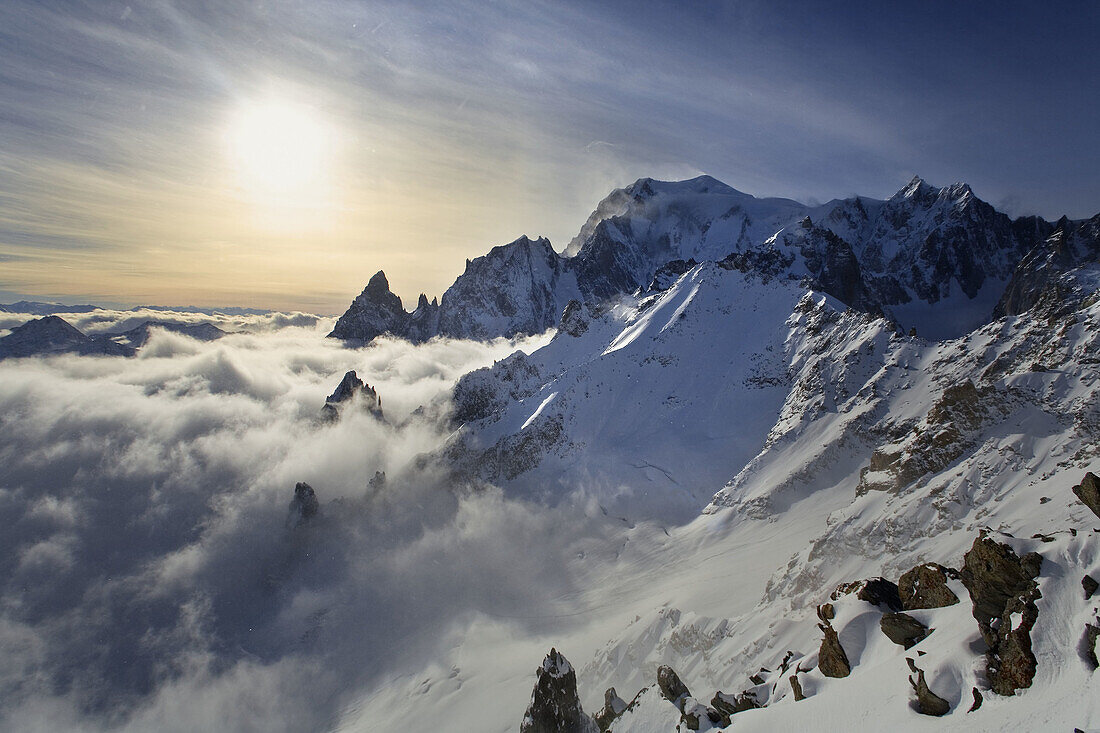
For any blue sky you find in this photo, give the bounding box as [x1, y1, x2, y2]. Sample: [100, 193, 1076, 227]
[1, 0, 1097, 311]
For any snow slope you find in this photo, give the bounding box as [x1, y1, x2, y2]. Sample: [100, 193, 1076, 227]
[446, 262, 806, 523]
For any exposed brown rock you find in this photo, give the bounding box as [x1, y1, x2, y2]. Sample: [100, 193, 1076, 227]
[831, 577, 902, 611]
[960, 536, 1041, 646]
[593, 688, 627, 732]
[1083, 575, 1098, 600]
[1084, 623, 1100, 670]
[1072, 472, 1100, 519]
[880, 612, 931, 649]
[909, 667, 950, 716]
[711, 690, 759, 719]
[818, 621, 851, 678]
[968, 687, 983, 712]
[989, 590, 1040, 695]
[899, 563, 960, 610]
[960, 535, 1043, 695]
[656, 665, 690, 706]
[789, 675, 804, 701]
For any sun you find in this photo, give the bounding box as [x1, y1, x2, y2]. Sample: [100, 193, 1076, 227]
[225, 97, 336, 204]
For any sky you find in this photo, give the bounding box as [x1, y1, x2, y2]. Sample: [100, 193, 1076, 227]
[1, 0, 1098, 314]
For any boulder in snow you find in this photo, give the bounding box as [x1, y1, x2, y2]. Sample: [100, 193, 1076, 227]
[898, 563, 960, 610]
[1072, 472, 1100, 519]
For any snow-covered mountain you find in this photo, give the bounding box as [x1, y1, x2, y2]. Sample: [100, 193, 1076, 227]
[329, 176, 1100, 731]
[0, 315, 226, 359]
[330, 175, 1072, 345]
[0, 315, 134, 358]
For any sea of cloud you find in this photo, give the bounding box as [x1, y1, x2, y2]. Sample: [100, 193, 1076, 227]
[0, 314, 620, 731]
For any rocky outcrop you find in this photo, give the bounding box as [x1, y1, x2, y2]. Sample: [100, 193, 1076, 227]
[831, 577, 902, 611]
[652, 666, 723, 730]
[960, 535, 1043, 694]
[788, 675, 804, 701]
[899, 563, 960, 610]
[710, 689, 760, 718]
[817, 619, 851, 678]
[321, 370, 382, 421]
[1072, 472, 1100, 519]
[288, 482, 319, 526]
[647, 258, 698, 292]
[451, 351, 541, 425]
[858, 380, 1010, 495]
[909, 666, 950, 716]
[990, 587, 1041, 695]
[656, 665, 690, 705]
[880, 612, 930, 649]
[556, 300, 589, 338]
[1084, 624, 1100, 669]
[1083, 574, 1098, 600]
[519, 649, 597, 733]
[592, 688, 626, 732]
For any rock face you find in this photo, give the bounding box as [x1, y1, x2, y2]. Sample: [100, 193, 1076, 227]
[996, 213, 1100, 318]
[1072, 472, 1100, 519]
[320, 370, 383, 421]
[330, 237, 573, 343]
[899, 563, 960, 610]
[880, 612, 930, 649]
[817, 620, 851, 678]
[556, 300, 589, 338]
[288, 482, 319, 526]
[960, 535, 1043, 694]
[520, 649, 597, 733]
[329, 271, 413, 342]
[655, 665, 690, 705]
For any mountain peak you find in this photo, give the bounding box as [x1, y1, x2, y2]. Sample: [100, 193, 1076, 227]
[626, 174, 743, 199]
[366, 270, 391, 295]
[892, 175, 938, 202]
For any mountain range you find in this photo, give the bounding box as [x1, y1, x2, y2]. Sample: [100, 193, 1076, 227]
[328, 175, 1100, 730]
[330, 175, 1096, 345]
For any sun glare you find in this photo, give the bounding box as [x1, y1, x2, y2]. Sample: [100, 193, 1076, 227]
[226, 97, 336, 206]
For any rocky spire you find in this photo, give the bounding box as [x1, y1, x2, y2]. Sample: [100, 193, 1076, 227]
[328, 271, 409, 342]
[288, 482, 319, 526]
[520, 649, 598, 733]
[321, 370, 383, 421]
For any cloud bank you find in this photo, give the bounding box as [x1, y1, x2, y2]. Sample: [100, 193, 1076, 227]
[0, 324, 627, 731]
